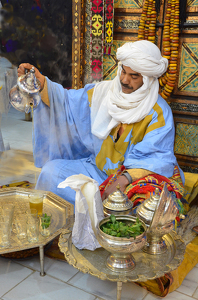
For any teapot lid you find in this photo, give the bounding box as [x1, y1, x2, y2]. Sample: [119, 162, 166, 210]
[150, 184, 179, 228]
[103, 184, 133, 212]
[17, 67, 41, 94]
[136, 188, 161, 225]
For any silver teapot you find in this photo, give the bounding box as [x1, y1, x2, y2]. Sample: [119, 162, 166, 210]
[103, 184, 133, 216]
[136, 185, 184, 255]
[9, 67, 41, 113]
[136, 187, 161, 226]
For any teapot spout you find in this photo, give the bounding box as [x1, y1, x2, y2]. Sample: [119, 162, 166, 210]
[24, 103, 31, 114]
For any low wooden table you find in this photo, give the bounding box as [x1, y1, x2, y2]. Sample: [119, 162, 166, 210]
[58, 224, 185, 300]
[0, 187, 74, 276]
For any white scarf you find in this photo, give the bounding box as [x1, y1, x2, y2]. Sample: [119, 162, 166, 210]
[91, 41, 168, 139]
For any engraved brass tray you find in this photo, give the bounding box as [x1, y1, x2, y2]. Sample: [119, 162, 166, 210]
[0, 187, 74, 254]
[59, 227, 185, 282]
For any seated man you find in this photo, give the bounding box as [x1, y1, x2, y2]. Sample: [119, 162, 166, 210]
[18, 40, 185, 208]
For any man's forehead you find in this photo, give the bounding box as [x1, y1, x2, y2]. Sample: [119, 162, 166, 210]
[122, 64, 141, 76]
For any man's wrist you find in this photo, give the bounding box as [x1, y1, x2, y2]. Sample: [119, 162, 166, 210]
[39, 76, 45, 91]
[121, 170, 132, 184]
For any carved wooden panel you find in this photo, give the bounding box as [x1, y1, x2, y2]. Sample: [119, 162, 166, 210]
[173, 37, 198, 97]
[114, 0, 143, 9]
[174, 116, 198, 173]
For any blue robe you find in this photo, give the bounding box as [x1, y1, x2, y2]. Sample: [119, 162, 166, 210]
[33, 77, 184, 206]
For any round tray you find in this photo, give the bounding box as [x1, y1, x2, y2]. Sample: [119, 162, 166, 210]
[58, 229, 185, 283]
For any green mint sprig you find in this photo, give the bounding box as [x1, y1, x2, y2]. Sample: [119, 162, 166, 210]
[101, 214, 144, 239]
[41, 213, 51, 229]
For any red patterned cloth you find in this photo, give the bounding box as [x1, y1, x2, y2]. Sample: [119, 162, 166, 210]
[99, 165, 185, 212]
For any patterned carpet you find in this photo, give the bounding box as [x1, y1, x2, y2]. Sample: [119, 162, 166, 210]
[0, 181, 35, 189]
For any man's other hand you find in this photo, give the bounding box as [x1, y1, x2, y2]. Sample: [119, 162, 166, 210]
[101, 175, 129, 201]
[17, 63, 45, 91]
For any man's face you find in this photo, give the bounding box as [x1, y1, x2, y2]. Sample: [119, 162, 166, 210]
[120, 65, 143, 94]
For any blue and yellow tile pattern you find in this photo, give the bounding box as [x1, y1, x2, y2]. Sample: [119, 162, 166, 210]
[114, 0, 143, 9]
[178, 43, 198, 92]
[174, 123, 198, 156]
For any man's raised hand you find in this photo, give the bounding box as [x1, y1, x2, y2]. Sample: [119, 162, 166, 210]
[17, 63, 45, 91]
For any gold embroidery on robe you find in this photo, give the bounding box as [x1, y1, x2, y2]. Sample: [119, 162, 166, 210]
[95, 102, 166, 176]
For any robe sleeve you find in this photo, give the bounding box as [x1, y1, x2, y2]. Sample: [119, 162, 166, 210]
[33, 77, 95, 168]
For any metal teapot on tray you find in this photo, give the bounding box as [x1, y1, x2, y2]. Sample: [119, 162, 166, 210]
[9, 67, 41, 113]
[136, 184, 184, 255]
[102, 184, 133, 216]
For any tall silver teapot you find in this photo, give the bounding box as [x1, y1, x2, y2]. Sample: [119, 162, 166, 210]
[136, 185, 184, 254]
[9, 67, 41, 113]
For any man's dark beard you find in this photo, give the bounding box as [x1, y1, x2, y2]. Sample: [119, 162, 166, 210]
[120, 82, 133, 90]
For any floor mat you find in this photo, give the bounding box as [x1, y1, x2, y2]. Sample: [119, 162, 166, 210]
[0, 181, 35, 189]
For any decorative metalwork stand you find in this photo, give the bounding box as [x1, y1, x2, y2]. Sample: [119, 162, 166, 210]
[59, 226, 185, 300]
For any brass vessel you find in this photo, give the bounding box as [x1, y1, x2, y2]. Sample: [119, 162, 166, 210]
[136, 187, 161, 226]
[103, 184, 133, 216]
[136, 185, 181, 255]
[96, 215, 147, 272]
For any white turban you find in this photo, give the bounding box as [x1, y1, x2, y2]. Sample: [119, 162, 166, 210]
[91, 40, 168, 139]
[116, 40, 168, 78]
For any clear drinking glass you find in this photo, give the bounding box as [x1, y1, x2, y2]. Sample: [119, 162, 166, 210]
[15, 214, 27, 241]
[28, 194, 43, 216]
[26, 208, 38, 221]
[2, 203, 15, 225]
[27, 218, 39, 243]
[40, 212, 52, 237]
[0, 220, 12, 247]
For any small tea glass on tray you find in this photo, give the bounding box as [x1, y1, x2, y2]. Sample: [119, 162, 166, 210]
[14, 213, 27, 242]
[28, 193, 43, 216]
[2, 203, 15, 226]
[40, 212, 52, 237]
[27, 218, 40, 243]
[26, 208, 38, 221]
[0, 220, 12, 248]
